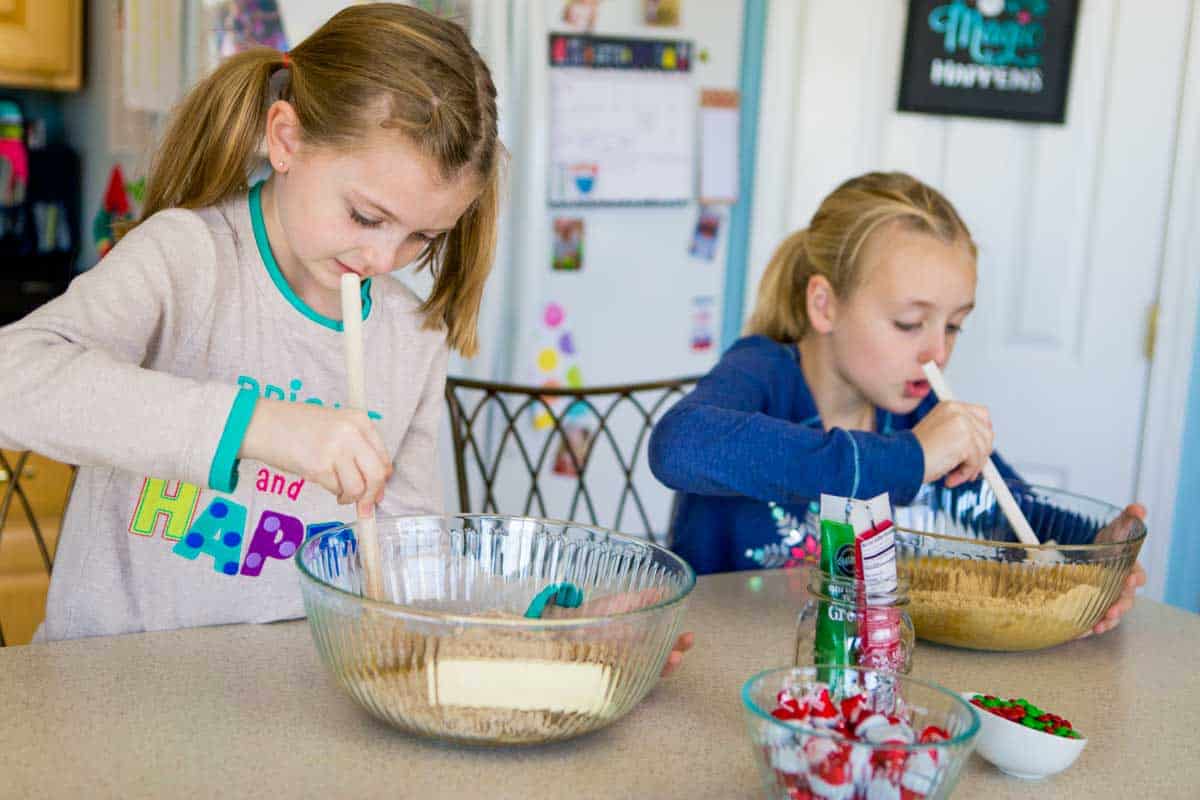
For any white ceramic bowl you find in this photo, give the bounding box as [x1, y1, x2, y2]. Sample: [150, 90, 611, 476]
[962, 692, 1087, 779]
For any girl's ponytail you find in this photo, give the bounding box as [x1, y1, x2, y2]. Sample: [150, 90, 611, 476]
[745, 228, 811, 342]
[424, 166, 500, 357]
[129, 47, 284, 231]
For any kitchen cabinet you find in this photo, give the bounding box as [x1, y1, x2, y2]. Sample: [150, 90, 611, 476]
[0, 1, 83, 91]
[0, 450, 74, 644]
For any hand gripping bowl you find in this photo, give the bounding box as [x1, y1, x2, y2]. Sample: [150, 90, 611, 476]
[295, 514, 695, 745]
[893, 482, 1146, 651]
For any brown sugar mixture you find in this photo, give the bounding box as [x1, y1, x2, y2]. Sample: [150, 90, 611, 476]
[332, 612, 627, 744]
[899, 556, 1108, 651]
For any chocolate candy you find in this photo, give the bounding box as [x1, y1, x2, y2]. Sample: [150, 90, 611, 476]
[969, 694, 1083, 739]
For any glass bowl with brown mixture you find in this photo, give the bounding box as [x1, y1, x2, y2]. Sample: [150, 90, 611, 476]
[296, 514, 694, 744]
[892, 482, 1145, 651]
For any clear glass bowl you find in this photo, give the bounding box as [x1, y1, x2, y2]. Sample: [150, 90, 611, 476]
[892, 482, 1146, 651]
[742, 665, 980, 799]
[295, 514, 695, 745]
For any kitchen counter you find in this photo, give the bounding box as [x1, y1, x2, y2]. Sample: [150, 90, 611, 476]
[2, 568, 1196, 798]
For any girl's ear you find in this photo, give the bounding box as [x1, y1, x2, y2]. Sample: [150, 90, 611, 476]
[264, 100, 303, 171]
[806, 274, 838, 334]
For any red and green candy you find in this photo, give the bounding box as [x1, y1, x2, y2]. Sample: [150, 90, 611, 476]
[969, 694, 1083, 739]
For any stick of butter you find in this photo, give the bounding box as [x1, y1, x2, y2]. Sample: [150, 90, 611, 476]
[428, 658, 615, 714]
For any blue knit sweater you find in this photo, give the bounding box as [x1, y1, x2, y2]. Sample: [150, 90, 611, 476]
[649, 335, 1021, 574]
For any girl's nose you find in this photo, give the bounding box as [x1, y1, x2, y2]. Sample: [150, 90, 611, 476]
[920, 330, 948, 367]
[362, 236, 406, 276]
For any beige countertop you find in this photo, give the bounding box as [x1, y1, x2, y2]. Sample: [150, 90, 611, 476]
[2, 568, 1197, 799]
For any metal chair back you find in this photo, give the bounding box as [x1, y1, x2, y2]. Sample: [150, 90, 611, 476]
[444, 375, 699, 544]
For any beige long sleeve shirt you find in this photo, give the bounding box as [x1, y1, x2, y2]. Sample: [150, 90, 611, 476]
[0, 185, 447, 640]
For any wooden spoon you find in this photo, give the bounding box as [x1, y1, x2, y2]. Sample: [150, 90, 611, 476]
[341, 273, 384, 600]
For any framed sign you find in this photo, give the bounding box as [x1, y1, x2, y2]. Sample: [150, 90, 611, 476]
[897, 0, 1079, 124]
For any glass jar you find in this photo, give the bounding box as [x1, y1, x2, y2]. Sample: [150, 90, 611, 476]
[794, 570, 915, 675]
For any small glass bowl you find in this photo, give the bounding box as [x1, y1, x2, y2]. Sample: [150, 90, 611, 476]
[742, 665, 980, 799]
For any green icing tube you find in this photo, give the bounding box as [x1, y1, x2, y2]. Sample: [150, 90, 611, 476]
[814, 517, 857, 682]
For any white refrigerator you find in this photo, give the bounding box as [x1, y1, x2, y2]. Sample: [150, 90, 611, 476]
[434, 0, 751, 538]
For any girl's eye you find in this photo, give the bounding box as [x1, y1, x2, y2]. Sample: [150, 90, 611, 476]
[894, 321, 921, 333]
[947, 324, 964, 335]
[350, 208, 383, 228]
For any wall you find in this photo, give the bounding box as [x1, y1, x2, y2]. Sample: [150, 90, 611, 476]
[1166, 315, 1200, 612]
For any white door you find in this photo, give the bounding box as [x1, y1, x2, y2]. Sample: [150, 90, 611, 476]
[749, 0, 1187, 509]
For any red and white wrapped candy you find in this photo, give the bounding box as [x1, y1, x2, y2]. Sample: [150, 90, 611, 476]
[764, 681, 952, 800]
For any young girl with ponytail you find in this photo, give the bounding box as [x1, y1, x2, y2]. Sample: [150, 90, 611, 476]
[649, 172, 1144, 636]
[0, 4, 503, 640]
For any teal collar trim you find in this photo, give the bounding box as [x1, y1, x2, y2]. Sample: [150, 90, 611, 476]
[248, 181, 372, 331]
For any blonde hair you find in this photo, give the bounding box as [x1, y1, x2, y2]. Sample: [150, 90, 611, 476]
[130, 4, 501, 356]
[745, 171, 976, 342]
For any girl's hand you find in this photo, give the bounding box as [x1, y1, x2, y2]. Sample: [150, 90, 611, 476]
[1084, 503, 1147, 636]
[661, 631, 694, 677]
[912, 400, 994, 488]
[240, 399, 392, 507]
[543, 586, 693, 677]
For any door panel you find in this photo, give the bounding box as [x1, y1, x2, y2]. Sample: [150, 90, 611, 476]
[751, 0, 1184, 507]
